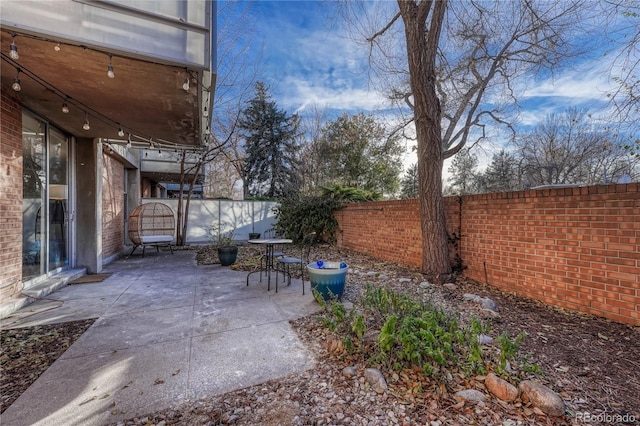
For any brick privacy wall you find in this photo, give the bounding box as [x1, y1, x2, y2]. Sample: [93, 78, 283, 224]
[102, 151, 125, 258]
[0, 90, 23, 301]
[336, 184, 640, 326]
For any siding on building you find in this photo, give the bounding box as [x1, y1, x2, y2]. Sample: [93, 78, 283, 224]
[102, 151, 126, 259]
[0, 90, 23, 300]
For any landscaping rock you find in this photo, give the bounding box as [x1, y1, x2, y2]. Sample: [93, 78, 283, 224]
[364, 368, 388, 394]
[398, 278, 412, 283]
[477, 334, 493, 345]
[363, 329, 380, 343]
[481, 308, 501, 319]
[454, 389, 487, 404]
[342, 366, 357, 378]
[485, 373, 519, 402]
[443, 283, 458, 291]
[518, 380, 565, 417]
[463, 293, 482, 302]
[481, 298, 499, 312]
[420, 281, 432, 288]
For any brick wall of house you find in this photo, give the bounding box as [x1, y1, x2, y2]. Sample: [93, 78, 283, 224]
[336, 184, 640, 326]
[0, 90, 23, 301]
[102, 151, 125, 259]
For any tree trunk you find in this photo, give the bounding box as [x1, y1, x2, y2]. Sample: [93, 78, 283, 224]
[398, 0, 452, 281]
[176, 153, 186, 246]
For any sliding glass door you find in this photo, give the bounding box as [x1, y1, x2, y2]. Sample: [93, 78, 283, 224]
[22, 111, 70, 281]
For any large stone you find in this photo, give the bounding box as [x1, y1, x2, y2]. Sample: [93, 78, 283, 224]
[519, 380, 565, 417]
[485, 373, 519, 402]
[454, 389, 487, 404]
[364, 368, 388, 394]
[443, 283, 458, 291]
[481, 298, 499, 312]
[463, 293, 482, 302]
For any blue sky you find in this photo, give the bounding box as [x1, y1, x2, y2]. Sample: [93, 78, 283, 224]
[218, 0, 633, 172]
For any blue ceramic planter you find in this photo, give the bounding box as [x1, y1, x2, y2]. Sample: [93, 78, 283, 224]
[307, 261, 348, 301]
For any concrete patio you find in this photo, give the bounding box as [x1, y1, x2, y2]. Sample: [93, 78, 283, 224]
[0, 249, 321, 426]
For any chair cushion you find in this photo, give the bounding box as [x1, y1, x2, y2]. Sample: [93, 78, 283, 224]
[141, 235, 173, 244]
[278, 256, 302, 263]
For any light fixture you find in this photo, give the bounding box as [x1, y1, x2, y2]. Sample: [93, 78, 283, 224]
[83, 112, 90, 131]
[61, 101, 69, 113]
[54, 43, 61, 52]
[117, 126, 125, 137]
[9, 35, 19, 60]
[126, 133, 132, 148]
[12, 69, 21, 92]
[182, 70, 190, 91]
[107, 55, 115, 78]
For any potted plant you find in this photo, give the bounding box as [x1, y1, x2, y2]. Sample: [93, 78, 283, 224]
[214, 229, 238, 266]
[307, 260, 348, 301]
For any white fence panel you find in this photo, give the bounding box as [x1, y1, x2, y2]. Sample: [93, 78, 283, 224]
[141, 199, 278, 244]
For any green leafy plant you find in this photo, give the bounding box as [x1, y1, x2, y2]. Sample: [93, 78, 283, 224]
[317, 285, 494, 380]
[319, 184, 381, 202]
[495, 331, 527, 375]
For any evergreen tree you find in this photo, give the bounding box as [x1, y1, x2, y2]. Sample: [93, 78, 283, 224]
[313, 112, 403, 197]
[447, 149, 479, 195]
[480, 150, 520, 193]
[400, 163, 419, 199]
[239, 82, 300, 198]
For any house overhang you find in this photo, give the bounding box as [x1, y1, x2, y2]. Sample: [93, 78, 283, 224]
[0, 0, 216, 147]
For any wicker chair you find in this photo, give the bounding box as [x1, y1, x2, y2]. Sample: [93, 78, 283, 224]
[128, 202, 175, 257]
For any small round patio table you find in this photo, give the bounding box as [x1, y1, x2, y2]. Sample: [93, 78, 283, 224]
[246, 238, 292, 292]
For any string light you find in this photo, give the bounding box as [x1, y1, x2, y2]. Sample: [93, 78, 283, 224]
[158, 148, 163, 157]
[3, 39, 208, 149]
[83, 112, 90, 131]
[9, 35, 19, 60]
[107, 55, 115, 79]
[12, 69, 21, 91]
[182, 70, 190, 91]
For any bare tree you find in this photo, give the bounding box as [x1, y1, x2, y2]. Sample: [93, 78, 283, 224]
[341, 0, 586, 279]
[602, 1, 640, 121]
[297, 103, 330, 193]
[208, 0, 262, 200]
[515, 108, 640, 187]
[175, 1, 259, 244]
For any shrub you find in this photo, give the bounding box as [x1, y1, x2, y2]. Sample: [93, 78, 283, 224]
[273, 195, 342, 242]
